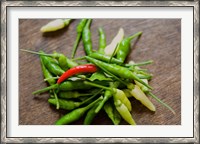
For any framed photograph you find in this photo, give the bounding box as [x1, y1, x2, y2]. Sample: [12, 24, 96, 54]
[1, 1, 199, 143]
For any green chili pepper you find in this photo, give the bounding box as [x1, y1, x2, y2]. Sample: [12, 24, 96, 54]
[114, 88, 132, 112]
[103, 101, 121, 125]
[49, 90, 101, 110]
[32, 80, 93, 95]
[59, 91, 92, 99]
[59, 88, 101, 99]
[40, 55, 60, 109]
[127, 83, 156, 112]
[40, 52, 65, 76]
[57, 53, 69, 71]
[40, 55, 56, 85]
[98, 27, 106, 54]
[89, 52, 123, 65]
[71, 19, 88, 58]
[82, 19, 93, 55]
[83, 100, 101, 125]
[95, 89, 112, 113]
[44, 51, 78, 68]
[55, 96, 103, 125]
[114, 99, 136, 125]
[22, 50, 64, 76]
[116, 31, 142, 62]
[85, 56, 152, 89]
[94, 81, 119, 113]
[136, 74, 152, 80]
[40, 19, 71, 33]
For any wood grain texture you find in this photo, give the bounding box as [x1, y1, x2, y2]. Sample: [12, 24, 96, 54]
[19, 19, 181, 125]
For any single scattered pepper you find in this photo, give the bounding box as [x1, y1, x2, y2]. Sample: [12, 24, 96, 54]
[40, 19, 71, 33]
[82, 19, 93, 55]
[71, 19, 88, 58]
[98, 27, 106, 54]
[116, 31, 142, 63]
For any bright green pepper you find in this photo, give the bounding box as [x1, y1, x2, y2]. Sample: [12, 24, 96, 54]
[71, 19, 88, 58]
[32, 80, 93, 95]
[40, 51, 65, 76]
[98, 27, 106, 54]
[59, 91, 92, 99]
[49, 92, 99, 110]
[40, 55, 56, 85]
[89, 52, 123, 65]
[55, 96, 103, 125]
[82, 19, 93, 55]
[58, 54, 69, 71]
[116, 31, 142, 62]
[83, 100, 101, 125]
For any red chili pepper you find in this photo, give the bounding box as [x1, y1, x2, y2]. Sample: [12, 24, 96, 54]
[57, 64, 97, 84]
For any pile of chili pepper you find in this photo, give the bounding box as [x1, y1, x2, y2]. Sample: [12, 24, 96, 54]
[21, 19, 175, 125]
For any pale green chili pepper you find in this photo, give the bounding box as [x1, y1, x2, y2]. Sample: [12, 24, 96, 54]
[40, 19, 71, 32]
[114, 99, 136, 125]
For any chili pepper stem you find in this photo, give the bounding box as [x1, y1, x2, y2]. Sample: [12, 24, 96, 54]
[108, 43, 119, 63]
[20, 49, 54, 57]
[85, 19, 92, 28]
[44, 76, 59, 82]
[95, 97, 108, 113]
[148, 92, 176, 115]
[53, 90, 60, 109]
[32, 84, 59, 95]
[84, 81, 115, 93]
[72, 56, 86, 61]
[126, 60, 153, 67]
[133, 60, 153, 66]
[80, 89, 103, 105]
[128, 31, 143, 41]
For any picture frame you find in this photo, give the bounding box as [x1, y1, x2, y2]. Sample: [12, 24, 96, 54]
[1, 0, 199, 143]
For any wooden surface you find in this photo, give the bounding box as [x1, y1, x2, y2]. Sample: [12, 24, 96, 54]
[19, 19, 181, 125]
